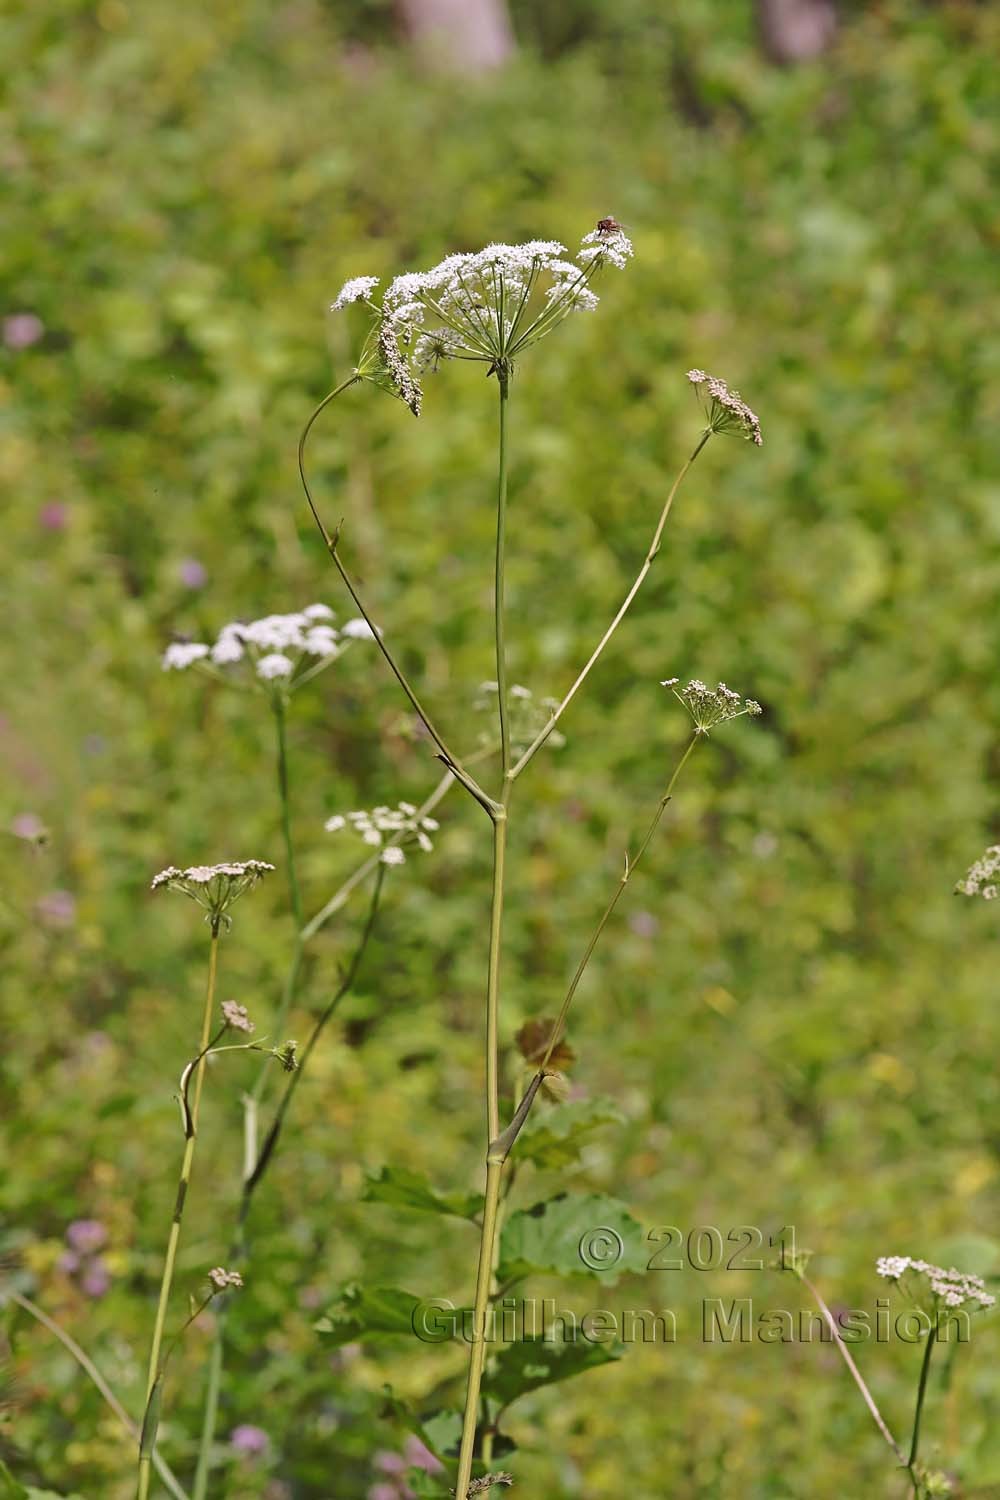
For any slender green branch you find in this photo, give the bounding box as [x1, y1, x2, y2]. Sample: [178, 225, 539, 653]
[273, 695, 303, 929]
[538, 733, 699, 1073]
[799, 1272, 905, 1466]
[137, 923, 220, 1500]
[494, 371, 512, 778]
[245, 865, 386, 1198]
[298, 387, 494, 815]
[454, 1161, 504, 1500]
[510, 432, 713, 779]
[907, 1324, 938, 1489]
[484, 806, 508, 1144]
[7, 1292, 190, 1500]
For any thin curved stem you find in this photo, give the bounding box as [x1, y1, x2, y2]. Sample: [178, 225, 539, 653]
[137, 925, 220, 1500]
[7, 1292, 190, 1500]
[244, 866, 386, 1198]
[538, 733, 699, 1073]
[511, 432, 712, 780]
[298, 387, 494, 815]
[799, 1272, 906, 1466]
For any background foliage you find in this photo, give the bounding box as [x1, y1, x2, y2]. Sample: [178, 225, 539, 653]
[3, 1, 1000, 1495]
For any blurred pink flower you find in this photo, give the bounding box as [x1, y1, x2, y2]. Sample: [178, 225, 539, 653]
[36, 890, 76, 927]
[80, 1259, 111, 1298]
[231, 1424, 269, 1457]
[178, 557, 207, 589]
[67, 1219, 107, 1254]
[39, 502, 68, 532]
[11, 812, 45, 841]
[4, 313, 44, 349]
[403, 1435, 443, 1473]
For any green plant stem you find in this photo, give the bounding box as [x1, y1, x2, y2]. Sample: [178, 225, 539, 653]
[8, 1292, 190, 1500]
[274, 694, 303, 929]
[137, 923, 220, 1500]
[454, 1160, 504, 1500]
[298, 385, 493, 814]
[494, 372, 511, 778]
[907, 1324, 938, 1492]
[454, 373, 516, 1499]
[799, 1272, 905, 1466]
[539, 733, 699, 1072]
[191, 871, 385, 1499]
[510, 432, 712, 779]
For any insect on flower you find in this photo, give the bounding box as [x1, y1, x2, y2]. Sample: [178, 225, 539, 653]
[596, 216, 627, 236]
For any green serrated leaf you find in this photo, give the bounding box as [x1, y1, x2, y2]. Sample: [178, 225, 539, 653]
[363, 1165, 483, 1222]
[514, 1097, 625, 1169]
[315, 1284, 426, 1346]
[498, 1192, 645, 1284]
[483, 1334, 624, 1407]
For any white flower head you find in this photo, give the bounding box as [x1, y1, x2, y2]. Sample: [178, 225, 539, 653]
[331, 275, 380, 311]
[221, 999, 255, 1033]
[663, 678, 763, 735]
[162, 642, 210, 671]
[325, 802, 439, 861]
[151, 859, 275, 926]
[162, 605, 376, 697]
[687, 369, 763, 446]
[876, 1255, 995, 1312]
[956, 845, 1000, 901]
[256, 652, 294, 681]
[342, 219, 634, 398]
[208, 1266, 244, 1291]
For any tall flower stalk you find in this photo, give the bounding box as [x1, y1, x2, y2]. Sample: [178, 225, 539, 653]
[137, 860, 272, 1500]
[303, 220, 764, 1496]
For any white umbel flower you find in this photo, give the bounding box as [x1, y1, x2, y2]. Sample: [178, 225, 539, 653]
[956, 845, 1000, 901]
[331, 275, 380, 311]
[876, 1256, 995, 1311]
[325, 802, 439, 860]
[160, 605, 376, 695]
[662, 678, 763, 734]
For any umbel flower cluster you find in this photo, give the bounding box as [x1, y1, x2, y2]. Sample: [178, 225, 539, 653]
[687, 369, 763, 446]
[151, 859, 274, 925]
[663, 678, 763, 734]
[331, 219, 634, 412]
[324, 802, 440, 865]
[162, 605, 376, 691]
[475, 680, 565, 757]
[955, 844, 1000, 901]
[876, 1256, 995, 1311]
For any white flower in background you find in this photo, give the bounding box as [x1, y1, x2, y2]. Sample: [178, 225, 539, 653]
[324, 802, 440, 863]
[475, 680, 566, 756]
[208, 1267, 244, 1291]
[160, 606, 378, 694]
[333, 218, 634, 406]
[956, 844, 1000, 901]
[687, 369, 763, 446]
[163, 642, 210, 671]
[876, 1256, 995, 1311]
[662, 678, 762, 735]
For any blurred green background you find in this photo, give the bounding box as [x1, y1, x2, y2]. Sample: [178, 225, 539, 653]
[3, 0, 1000, 1495]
